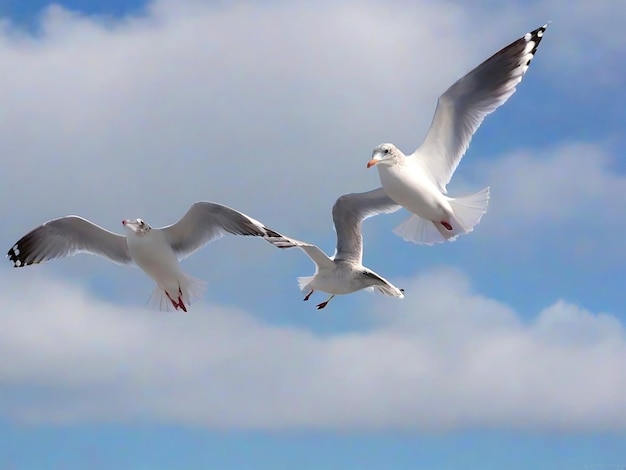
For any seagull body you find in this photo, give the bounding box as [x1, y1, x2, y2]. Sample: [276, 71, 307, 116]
[265, 188, 404, 309]
[367, 24, 548, 244]
[8, 202, 277, 312]
[122, 219, 200, 312]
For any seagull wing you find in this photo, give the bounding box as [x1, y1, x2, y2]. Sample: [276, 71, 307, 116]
[332, 187, 401, 264]
[264, 230, 335, 269]
[7, 216, 131, 267]
[161, 202, 272, 260]
[414, 24, 548, 192]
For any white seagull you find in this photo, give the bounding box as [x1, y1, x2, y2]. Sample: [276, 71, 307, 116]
[265, 188, 404, 309]
[367, 23, 548, 244]
[7, 202, 280, 312]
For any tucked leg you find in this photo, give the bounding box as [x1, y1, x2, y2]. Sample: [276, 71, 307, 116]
[441, 221, 453, 231]
[165, 288, 188, 312]
[177, 285, 188, 312]
[165, 291, 179, 310]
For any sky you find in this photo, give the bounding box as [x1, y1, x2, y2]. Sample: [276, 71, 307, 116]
[0, 0, 625, 468]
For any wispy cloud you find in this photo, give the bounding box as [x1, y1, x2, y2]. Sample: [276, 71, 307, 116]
[1, 268, 624, 431]
[458, 142, 626, 268]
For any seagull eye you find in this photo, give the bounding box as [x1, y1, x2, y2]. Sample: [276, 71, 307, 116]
[384, 148, 389, 155]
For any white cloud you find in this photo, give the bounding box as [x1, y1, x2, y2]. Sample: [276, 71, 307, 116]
[0, 0, 524, 307]
[1, 268, 625, 431]
[460, 141, 626, 267]
[0, 0, 470, 227]
[1, 0, 621, 282]
[0, 0, 624, 433]
[483, 142, 621, 222]
[0, 0, 619, 238]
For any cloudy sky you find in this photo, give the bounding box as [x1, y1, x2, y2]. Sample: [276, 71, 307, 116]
[1, 0, 625, 468]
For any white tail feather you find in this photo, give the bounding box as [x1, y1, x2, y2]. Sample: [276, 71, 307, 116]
[448, 186, 490, 233]
[147, 273, 207, 312]
[297, 275, 315, 292]
[393, 214, 450, 245]
[393, 186, 489, 245]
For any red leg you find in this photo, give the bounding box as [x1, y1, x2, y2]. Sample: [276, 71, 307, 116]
[165, 291, 179, 310]
[303, 290, 314, 301]
[165, 289, 187, 312]
[178, 286, 188, 312]
[441, 221, 453, 231]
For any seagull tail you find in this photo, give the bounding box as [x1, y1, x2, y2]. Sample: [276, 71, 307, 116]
[448, 186, 490, 235]
[393, 186, 489, 244]
[297, 275, 315, 292]
[147, 274, 208, 312]
[393, 214, 449, 245]
[180, 273, 208, 305]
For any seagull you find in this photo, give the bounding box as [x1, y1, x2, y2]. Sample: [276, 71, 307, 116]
[265, 188, 405, 309]
[7, 202, 280, 312]
[367, 23, 548, 244]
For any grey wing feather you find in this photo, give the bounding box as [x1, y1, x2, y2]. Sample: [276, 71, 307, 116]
[332, 187, 401, 264]
[264, 231, 334, 269]
[7, 216, 131, 267]
[415, 24, 548, 193]
[161, 202, 273, 259]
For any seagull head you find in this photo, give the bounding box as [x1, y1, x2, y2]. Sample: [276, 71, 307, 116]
[122, 218, 152, 236]
[367, 143, 403, 168]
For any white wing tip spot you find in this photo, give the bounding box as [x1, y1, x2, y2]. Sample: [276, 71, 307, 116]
[525, 23, 548, 42]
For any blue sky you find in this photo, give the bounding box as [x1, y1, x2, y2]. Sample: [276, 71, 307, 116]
[1, 0, 625, 469]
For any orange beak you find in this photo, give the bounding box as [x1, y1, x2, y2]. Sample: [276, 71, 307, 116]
[366, 159, 378, 169]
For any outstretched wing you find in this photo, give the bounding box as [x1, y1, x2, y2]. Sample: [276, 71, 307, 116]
[7, 216, 131, 267]
[415, 24, 548, 192]
[332, 187, 401, 264]
[264, 231, 335, 270]
[161, 202, 274, 260]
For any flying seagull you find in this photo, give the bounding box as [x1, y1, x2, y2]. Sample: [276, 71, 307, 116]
[7, 202, 279, 312]
[265, 188, 404, 309]
[367, 23, 549, 244]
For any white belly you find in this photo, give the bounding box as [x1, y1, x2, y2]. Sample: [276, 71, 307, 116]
[127, 233, 182, 288]
[378, 165, 451, 221]
[312, 264, 364, 295]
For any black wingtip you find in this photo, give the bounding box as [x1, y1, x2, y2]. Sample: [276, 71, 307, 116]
[7, 245, 25, 267]
[528, 22, 549, 37]
[516, 23, 549, 67]
[263, 234, 298, 249]
[525, 23, 548, 55]
[7, 230, 42, 267]
[264, 227, 283, 239]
